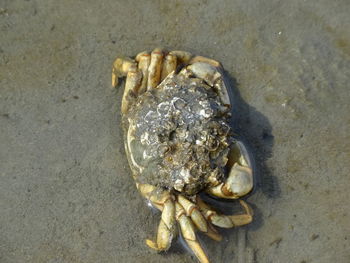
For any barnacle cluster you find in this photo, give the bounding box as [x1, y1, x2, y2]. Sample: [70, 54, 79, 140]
[125, 74, 232, 195]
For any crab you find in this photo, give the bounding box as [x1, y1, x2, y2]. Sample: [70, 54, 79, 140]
[112, 48, 254, 263]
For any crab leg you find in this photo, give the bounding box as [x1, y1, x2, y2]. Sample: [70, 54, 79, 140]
[187, 62, 221, 86]
[147, 48, 164, 90]
[169, 50, 193, 65]
[112, 57, 136, 88]
[197, 197, 253, 228]
[121, 66, 143, 114]
[146, 198, 176, 251]
[135, 51, 151, 94]
[161, 53, 177, 81]
[136, 183, 156, 199]
[112, 57, 143, 113]
[137, 183, 164, 210]
[177, 195, 222, 241]
[137, 183, 176, 251]
[175, 202, 210, 263]
[189, 56, 222, 68]
[213, 78, 231, 108]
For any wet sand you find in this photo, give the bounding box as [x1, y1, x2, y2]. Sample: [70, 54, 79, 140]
[1, 0, 349, 262]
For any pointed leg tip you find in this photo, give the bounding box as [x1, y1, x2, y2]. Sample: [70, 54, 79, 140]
[239, 200, 254, 217]
[146, 239, 170, 252]
[206, 224, 222, 241]
[152, 47, 164, 54]
[206, 231, 223, 242]
[146, 239, 158, 250]
[112, 79, 118, 88]
[187, 239, 211, 263]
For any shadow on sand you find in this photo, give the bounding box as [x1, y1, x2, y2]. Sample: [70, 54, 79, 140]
[201, 70, 280, 231]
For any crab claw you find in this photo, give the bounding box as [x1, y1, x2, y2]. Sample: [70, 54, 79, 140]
[207, 140, 254, 199]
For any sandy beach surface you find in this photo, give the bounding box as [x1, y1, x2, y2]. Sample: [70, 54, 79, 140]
[1, 1, 349, 262]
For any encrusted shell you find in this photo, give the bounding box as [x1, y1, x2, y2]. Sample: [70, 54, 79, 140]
[124, 73, 232, 195]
